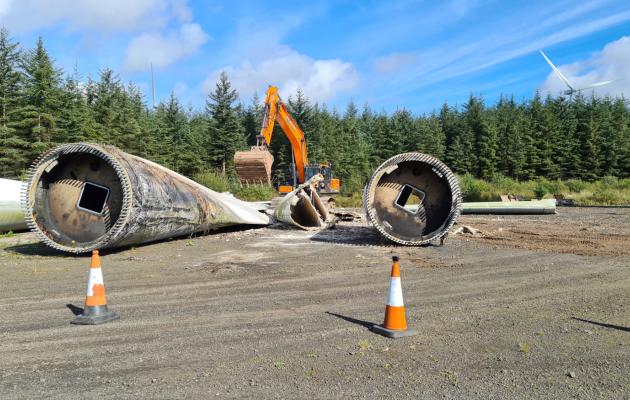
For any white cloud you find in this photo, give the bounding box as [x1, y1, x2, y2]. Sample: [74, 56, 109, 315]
[201, 14, 357, 103]
[123, 23, 209, 72]
[539, 36, 630, 98]
[204, 45, 358, 102]
[373, 52, 417, 74]
[0, 0, 191, 33]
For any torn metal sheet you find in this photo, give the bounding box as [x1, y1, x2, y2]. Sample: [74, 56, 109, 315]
[0, 178, 27, 232]
[462, 199, 556, 214]
[23, 143, 269, 253]
[364, 152, 462, 245]
[273, 174, 334, 230]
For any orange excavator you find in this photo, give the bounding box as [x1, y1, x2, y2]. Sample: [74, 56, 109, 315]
[234, 86, 340, 195]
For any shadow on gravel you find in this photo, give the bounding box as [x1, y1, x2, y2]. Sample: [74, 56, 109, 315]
[326, 312, 376, 329]
[573, 317, 630, 333]
[311, 225, 393, 246]
[3, 225, 267, 257]
[4, 242, 68, 257]
[67, 304, 84, 316]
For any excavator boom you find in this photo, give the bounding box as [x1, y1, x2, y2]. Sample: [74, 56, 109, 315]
[234, 85, 339, 194]
[235, 86, 308, 184]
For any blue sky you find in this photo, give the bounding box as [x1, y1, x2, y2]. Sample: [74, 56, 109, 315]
[1, 0, 629, 113]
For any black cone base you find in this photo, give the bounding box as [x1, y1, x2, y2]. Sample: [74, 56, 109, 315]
[71, 305, 120, 325]
[370, 324, 417, 339]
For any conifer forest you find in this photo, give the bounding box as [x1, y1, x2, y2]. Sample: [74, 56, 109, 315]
[0, 29, 628, 196]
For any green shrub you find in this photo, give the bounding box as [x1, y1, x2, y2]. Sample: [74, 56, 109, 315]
[459, 174, 496, 201]
[490, 175, 520, 193]
[334, 192, 363, 208]
[533, 181, 548, 199]
[340, 175, 366, 195]
[566, 179, 587, 193]
[193, 170, 230, 193]
[590, 188, 625, 205]
[232, 184, 275, 201]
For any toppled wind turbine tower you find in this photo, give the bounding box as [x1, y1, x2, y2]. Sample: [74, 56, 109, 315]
[364, 152, 461, 245]
[23, 143, 270, 253]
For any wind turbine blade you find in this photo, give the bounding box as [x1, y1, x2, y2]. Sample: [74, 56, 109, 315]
[580, 79, 620, 90]
[539, 50, 574, 90]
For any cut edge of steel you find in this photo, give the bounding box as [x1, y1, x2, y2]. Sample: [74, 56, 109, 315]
[273, 174, 334, 230]
[22, 143, 135, 253]
[363, 152, 462, 246]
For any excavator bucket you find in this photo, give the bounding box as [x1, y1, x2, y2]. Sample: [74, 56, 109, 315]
[234, 147, 274, 184]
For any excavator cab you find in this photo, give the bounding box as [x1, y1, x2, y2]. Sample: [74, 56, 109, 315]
[305, 163, 340, 195]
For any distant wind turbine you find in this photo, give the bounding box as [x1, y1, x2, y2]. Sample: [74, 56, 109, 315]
[539, 50, 618, 97]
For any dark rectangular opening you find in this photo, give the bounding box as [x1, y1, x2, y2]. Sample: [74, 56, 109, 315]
[395, 184, 425, 214]
[77, 182, 109, 214]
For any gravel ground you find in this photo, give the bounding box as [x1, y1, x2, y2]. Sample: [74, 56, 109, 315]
[0, 207, 629, 399]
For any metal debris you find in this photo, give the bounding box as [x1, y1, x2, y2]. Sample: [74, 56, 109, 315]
[363, 152, 462, 245]
[23, 143, 269, 253]
[330, 209, 362, 222]
[453, 225, 483, 237]
[273, 174, 334, 230]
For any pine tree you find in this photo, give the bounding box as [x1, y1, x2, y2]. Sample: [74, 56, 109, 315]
[337, 101, 370, 192]
[415, 113, 445, 159]
[0, 28, 27, 177]
[495, 96, 525, 178]
[441, 102, 475, 175]
[288, 88, 316, 158]
[610, 98, 629, 178]
[241, 92, 262, 146]
[598, 97, 621, 177]
[573, 94, 600, 181]
[91, 69, 121, 144]
[464, 94, 496, 179]
[157, 92, 201, 175]
[528, 93, 559, 178]
[205, 72, 246, 175]
[56, 67, 89, 143]
[14, 36, 62, 161]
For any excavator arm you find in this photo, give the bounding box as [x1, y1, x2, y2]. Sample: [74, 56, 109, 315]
[235, 85, 339, 194]
[258, 86, 308, 183]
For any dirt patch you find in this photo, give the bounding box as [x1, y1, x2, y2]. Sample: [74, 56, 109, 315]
[456, 207, 630, 256]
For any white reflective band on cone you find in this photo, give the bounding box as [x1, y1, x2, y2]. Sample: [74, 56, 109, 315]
[86, 269, 104, 296]
[387, 277, 404, 306]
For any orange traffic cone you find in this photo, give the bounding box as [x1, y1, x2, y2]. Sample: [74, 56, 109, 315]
[370, 256, 417, 338]
[71, 250, 119, 325]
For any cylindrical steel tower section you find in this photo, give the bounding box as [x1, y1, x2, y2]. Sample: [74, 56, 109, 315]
[363, 152, 462, 245]
[23, 143, 269, 253]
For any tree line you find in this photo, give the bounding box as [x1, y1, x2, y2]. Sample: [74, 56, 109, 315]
[0, 28, 628, 193]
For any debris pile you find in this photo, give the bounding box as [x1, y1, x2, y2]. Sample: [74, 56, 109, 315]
[272, 174, 334, 230]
